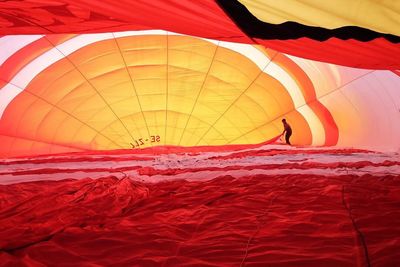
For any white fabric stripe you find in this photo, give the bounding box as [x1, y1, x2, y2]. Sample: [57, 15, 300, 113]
[0, 49, 64, 118]
[297, 105, 326, 146]
[113, 29, 168, 38]
[1, 144, 398, 184]
[0, 165, 398, 185]
[0, 83, 22, 118]
[56, 33, 114, 55]
[0, 35, 43, 66]
[13, 49, 64, 88]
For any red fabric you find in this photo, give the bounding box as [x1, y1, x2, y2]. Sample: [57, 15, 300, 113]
[1, 173, 399, 266]
[1, 147, 400, 265]
[0, 0, 249, 43]
[257, 37, 400, 70]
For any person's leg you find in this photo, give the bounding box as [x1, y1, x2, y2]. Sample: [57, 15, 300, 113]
[285, 132, 292, 145]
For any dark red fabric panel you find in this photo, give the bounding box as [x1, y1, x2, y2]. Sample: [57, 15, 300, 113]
[392, 70, 400, 77]
[0, 0, 250, 43]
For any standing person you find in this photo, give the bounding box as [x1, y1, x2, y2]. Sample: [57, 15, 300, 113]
[281, 119, 292, 145]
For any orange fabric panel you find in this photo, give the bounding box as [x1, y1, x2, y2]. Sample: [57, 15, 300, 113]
[267, 49, 339, 146]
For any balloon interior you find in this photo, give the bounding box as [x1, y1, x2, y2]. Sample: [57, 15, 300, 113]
[0, 1, 399, 266]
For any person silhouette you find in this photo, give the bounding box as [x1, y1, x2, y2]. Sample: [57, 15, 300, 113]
[281, 119, 292, 145]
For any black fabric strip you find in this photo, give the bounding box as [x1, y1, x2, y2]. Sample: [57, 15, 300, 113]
[216, 0, 400, 43]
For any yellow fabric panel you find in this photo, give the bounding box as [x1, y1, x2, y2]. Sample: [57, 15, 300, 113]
[129, 111, 162, 138]
[224, 97, 266, 127]
[176, 114, 213, 146]
[164, 111, 190, 145]
[23, 69, 79, 106]
[26, 98, 104, 149]
[5, 34, 313, 151]
[239, 0, 400, 35]
[232, 124, 278, 145]
[246, 75, 294, 118]
[55, 41, 145, 145]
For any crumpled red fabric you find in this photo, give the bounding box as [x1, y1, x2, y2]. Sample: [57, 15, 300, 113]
[0, 173, 399, 266]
